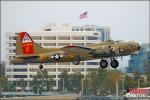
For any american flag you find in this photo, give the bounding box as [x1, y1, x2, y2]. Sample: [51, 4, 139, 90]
[79, 11, 87, 19]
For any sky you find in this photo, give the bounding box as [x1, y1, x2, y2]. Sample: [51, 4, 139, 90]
[1, 1, 149, 69]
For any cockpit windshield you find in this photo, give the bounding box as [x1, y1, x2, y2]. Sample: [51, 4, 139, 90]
[113, 40, 123, 44]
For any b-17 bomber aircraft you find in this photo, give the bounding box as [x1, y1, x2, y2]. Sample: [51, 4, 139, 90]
[11, 32, 140, 69]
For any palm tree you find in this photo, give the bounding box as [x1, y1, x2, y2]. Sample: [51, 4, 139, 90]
[74, 73, 79, 92]
[124, 75, 135, 90]
[32, 76, 38, 94]
[32, 69, 54, 94]
[20, 78, 26, 91]
[60, 70, 69, 92]
[144, 58, 150, 86]
[0, 76, 9, 92]
[47, 75, 53, 91]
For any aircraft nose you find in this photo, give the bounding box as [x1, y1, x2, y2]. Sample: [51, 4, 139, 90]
[134, 42, 141, 50]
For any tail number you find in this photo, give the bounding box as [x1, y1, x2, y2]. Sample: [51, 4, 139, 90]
[22, 43, 33, 54]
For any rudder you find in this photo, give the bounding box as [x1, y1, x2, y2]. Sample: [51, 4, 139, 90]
[16, 32, 43, 55]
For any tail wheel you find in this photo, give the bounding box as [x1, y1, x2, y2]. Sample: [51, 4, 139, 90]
[110, 59, 119, 68]
[72, 55, 80, 65]
[100, 59, 108, 68]
[39, 64, 43, 69]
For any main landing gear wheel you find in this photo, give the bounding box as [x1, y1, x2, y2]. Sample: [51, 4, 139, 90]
[110, 59, 119, 68]
[39, 64, 43, 69]
[100, 59, 108, 69]
[72, 55, 80, 65]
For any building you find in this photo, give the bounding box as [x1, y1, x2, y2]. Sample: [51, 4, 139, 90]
[5, 24, 110, 89]
[127, 43, 150, 74]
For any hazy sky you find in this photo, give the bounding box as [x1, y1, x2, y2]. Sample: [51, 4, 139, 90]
[1, 1, 149, 68]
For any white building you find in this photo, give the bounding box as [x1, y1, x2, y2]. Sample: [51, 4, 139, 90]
[5, 24, 110, 89]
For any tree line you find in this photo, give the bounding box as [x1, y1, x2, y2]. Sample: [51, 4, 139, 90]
[0, 63, 150, 95]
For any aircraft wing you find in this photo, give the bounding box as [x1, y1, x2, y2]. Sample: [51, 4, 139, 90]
[63, 45, 115, 58]
[61, 46, 93, 54]
[61, 46, 111, 58]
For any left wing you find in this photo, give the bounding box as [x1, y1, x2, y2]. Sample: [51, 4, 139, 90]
[61, 46, 93, 54]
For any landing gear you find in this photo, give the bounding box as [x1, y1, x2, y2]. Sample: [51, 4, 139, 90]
[72, 55, 80, 65]
[39, 64, 43, 69]
[100, 59, 108, 69]
[110, 59, 119, 68]
[99, 58, 119, 69]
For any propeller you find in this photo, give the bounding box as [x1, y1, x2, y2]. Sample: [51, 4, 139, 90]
[137, 44, 141, 50]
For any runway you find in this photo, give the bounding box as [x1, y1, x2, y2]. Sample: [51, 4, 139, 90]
[1, 95, 79, 100]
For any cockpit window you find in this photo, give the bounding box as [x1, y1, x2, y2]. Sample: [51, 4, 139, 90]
[114, 40, 123, 44]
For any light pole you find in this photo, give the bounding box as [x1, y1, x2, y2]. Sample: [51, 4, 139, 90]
[28, 79, 30, 96]
[27, 64, 30, 95]
[138, 79, 141, 88]
[81, 78, 85, 97]
[116, 80, 118, 100]
[122, 74, 125, 92]
[122, 79, 124, 91]
[62, 78, 65, 93]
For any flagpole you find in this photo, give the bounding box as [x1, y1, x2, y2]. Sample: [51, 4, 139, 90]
[86, 15, 89, 25]
[86, 11, 89, 25]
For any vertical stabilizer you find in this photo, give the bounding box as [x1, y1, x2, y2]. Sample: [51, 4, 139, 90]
[16, 32, 43, 55]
